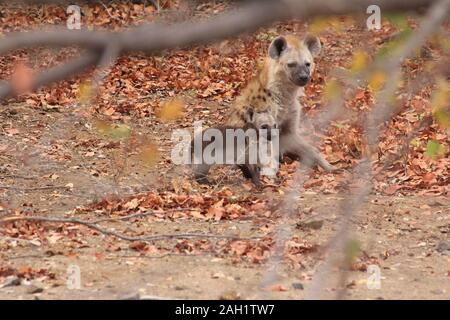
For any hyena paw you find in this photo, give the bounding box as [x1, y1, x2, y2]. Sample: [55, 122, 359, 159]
[319, 159, 339, 172]
[195, 176, 211, 185]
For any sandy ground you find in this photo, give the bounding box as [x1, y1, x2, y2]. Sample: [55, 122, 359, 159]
[0, 99, 449, 300]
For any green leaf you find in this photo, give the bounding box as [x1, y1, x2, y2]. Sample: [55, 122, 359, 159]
[410, 138, 420, 148]
[92, 120, 131, 140]
[108, 124, 132, 139]
[384, 13, 409, 30]
[426, 140, 439, 157]
[324, 79, 342, 100]
[425, 140, 447, 158]
[375, 28, 412, 61]
[439, 36, 450, 54]
[345, 239, 361, 265]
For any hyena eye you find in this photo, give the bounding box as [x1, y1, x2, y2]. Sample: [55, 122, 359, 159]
[287, 62, 298, 68]
[305, 62, 311, 68]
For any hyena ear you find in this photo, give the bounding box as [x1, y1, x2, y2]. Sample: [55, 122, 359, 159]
[303, 34, 321, 57]
[269, 36, 287, 59]
[244, 107, 255, 123]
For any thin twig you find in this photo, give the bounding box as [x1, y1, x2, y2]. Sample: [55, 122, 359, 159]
[0, 185, 70, 191]
[0, 0, 435, 101]
[0, 175, 38, 180]
[0, 215, 266, 242]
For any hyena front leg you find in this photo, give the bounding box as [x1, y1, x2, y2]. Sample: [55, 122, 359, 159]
[237, 164, 262, 187]
[192, 163, 212, 184]
[280, 133, 336, 172]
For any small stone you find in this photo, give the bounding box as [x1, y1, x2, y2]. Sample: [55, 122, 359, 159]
[417, 242, 427, 247]
[436, 241, 450, 253]
[430, 289, 444, 295]
[1, 275, 20, 288]
[219, 290, 241, 300]
[26, 285, 43, 294]
[292, 282, 304, 290]
[120, 292, 140, 300]
[212, 272, 225, 279]
[297, 220, 324, 230]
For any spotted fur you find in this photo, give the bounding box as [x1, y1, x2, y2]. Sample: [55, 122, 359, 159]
[226, 34, 335, 171]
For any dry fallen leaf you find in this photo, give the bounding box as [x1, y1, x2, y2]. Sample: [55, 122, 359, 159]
[139, 143, 160, 166]
[129, 241, 148, 252]
[158, 98, 184, 122]
[265, 284, 289, 292]
[11, 62, 34, 95]
[5, 128, 19, 135]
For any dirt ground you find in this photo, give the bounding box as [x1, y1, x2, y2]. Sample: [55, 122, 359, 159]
[0, 1, 449, 300]
[0, 102, 448, 300]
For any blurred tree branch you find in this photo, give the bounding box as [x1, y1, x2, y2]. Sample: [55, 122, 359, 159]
[0, 0, 441, 100]
[305, 0, 450, 299]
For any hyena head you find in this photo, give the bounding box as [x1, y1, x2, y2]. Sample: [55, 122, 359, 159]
[244, 107, 278, 141]
[268, 34, 321, 87]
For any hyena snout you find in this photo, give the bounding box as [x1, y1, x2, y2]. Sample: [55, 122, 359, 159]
[288, 63, 311, 86]
[259, 122, 278, 141]
[246, 108, 278, 141]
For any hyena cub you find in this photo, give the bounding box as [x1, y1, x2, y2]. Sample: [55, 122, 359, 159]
[191, 108, 277, 186]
